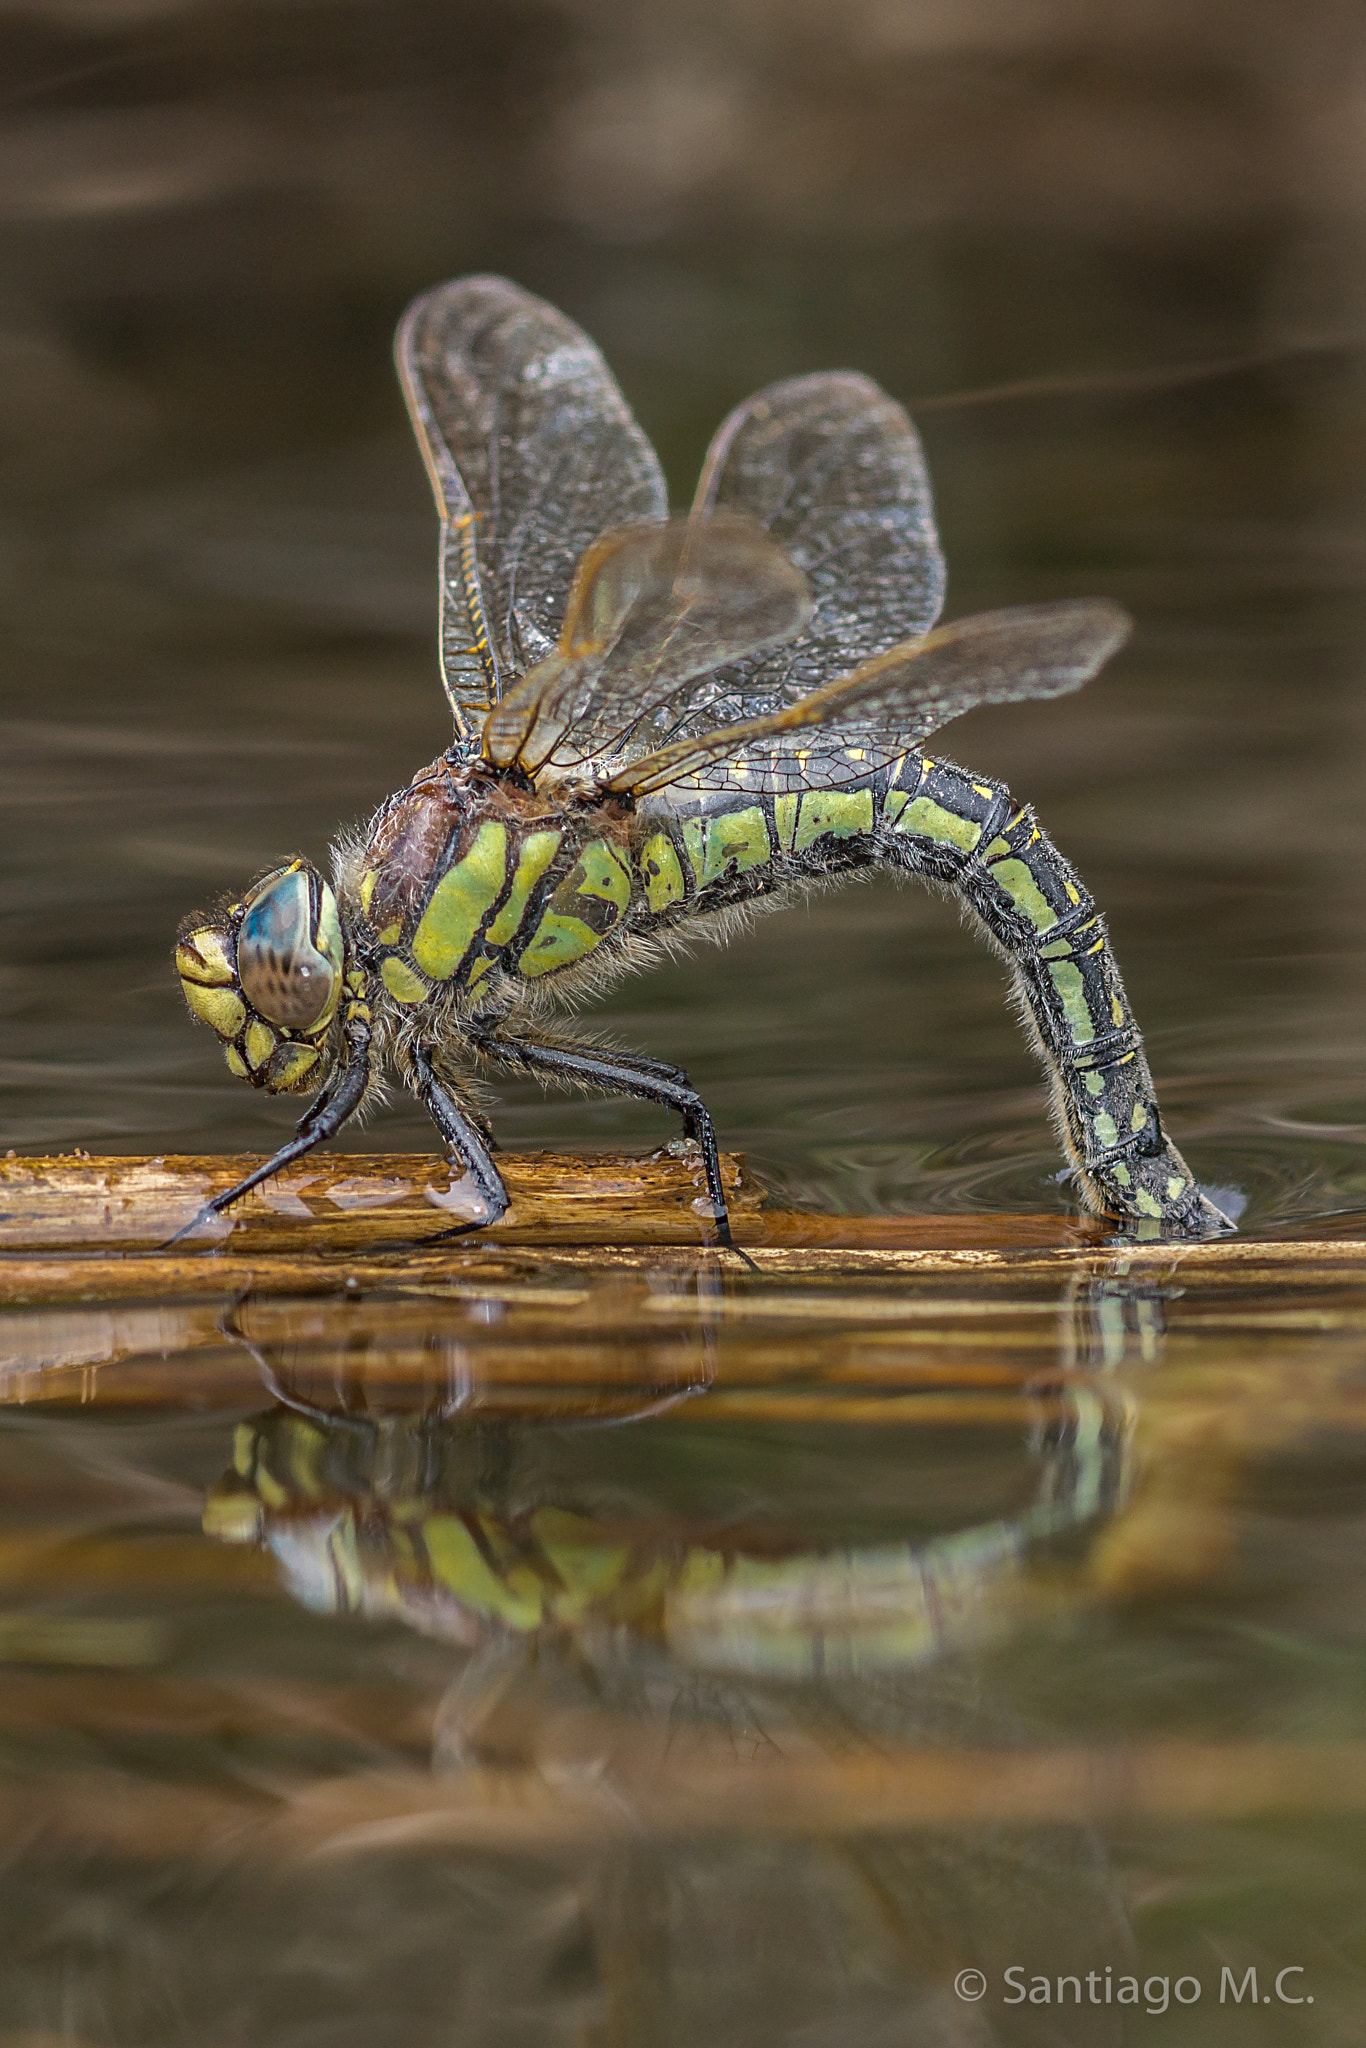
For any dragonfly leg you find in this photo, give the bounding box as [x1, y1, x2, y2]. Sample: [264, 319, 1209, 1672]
[410, 1047, 510, 1229]
[293, 1065, 340, 1134]
[465, 1026, 741, 1250]
[161, 1049, 373, 1247]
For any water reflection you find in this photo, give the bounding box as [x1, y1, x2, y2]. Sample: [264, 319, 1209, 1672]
[204, 1374, 1134, 1684]
[6, 1244, 1366, 2036]
[186, 1284, 1145, 2045]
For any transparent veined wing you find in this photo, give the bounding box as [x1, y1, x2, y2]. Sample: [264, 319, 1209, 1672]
[396, 276, 667, 734]
[646, 372, 946, 746]
[482, 514, 812, 774]
[601, 600, 1131, 797]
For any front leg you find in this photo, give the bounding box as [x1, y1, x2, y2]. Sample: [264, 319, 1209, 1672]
[464, 1023, 741, 1250]
[410, 1047, 510, 1229]
[162, 1043, 374, 1246]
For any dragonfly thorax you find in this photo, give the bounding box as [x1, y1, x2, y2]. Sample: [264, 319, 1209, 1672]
[347, 756, 637, 1010]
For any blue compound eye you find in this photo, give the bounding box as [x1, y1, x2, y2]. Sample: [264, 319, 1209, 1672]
[237, 866, 342, 1030]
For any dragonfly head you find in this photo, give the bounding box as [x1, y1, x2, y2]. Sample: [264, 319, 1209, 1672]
[176, 860, 347, 1093]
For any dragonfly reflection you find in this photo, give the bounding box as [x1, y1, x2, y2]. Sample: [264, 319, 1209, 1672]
[205, 1378, 1133, 1682]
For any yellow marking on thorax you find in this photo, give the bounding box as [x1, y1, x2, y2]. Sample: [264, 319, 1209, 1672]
[412, 820, 509, 980]
[516, 838, 631, 980]
[483, 829, 562, 947]
[381, 956, 428, 1005]
[422, 1517, 545, 1630]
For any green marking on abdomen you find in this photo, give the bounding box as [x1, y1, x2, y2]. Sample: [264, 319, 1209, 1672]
[1047, 959, 1095, 1044]
[411, 820, 507, 979]
[517, 837, 631, 979]
[639, 830, 685, 912]
[484, 829, 561, 945]
[986, 856, 1059, 934]
[893, 795, 982, 854]
[680, 806, 774, 887]
[774, 794, 799, 850]
[794, 787, 874, 851]
[700, 805, 772, 883]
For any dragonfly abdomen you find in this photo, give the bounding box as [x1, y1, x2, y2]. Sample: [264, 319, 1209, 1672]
[880, 755, 1210, 1229]
[636, 752, 1210, 1231]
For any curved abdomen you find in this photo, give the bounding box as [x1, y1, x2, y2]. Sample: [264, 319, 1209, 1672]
[636, 754, 1215, 1233]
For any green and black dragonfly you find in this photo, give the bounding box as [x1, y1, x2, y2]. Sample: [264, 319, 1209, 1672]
[176, 274, 1230, 1243]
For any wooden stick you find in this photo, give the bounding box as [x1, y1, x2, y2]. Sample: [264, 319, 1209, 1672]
[0, 1150, 1102, 1258]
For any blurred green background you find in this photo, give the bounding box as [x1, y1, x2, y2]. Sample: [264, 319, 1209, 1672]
[4, 0, 1366, 1224]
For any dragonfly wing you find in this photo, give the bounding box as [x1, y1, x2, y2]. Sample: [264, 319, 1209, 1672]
[396, 276, 667, 733]
[483, 514, 813, 773]
[637, 373, 945, 748]
[606, 600, 1131, 797]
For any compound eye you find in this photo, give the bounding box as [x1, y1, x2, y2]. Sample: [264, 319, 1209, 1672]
[237, 868, 341, 1030]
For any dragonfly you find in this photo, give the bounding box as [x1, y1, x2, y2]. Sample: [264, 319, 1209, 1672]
[175, 274, 1231, 1245]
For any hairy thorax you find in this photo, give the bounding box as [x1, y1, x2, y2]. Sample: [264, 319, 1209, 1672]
[344, 755, 637, 1014]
